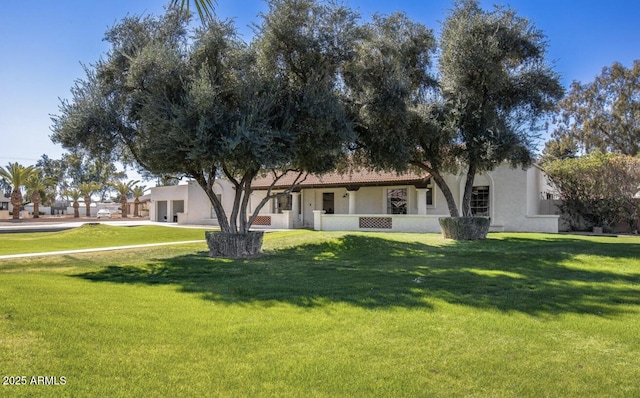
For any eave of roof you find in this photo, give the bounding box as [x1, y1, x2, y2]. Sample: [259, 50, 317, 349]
[252, 169, 431, 190]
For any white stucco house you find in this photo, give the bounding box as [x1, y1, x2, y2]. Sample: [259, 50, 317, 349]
[148, 164, 560, 233]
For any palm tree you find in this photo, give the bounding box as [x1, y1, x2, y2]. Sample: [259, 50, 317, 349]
[64, 189, 82, 218]
[78, 181, 102, 217]
[111, 180, 139, 218]
[132, 185, 148, 218]
[0, 162, 36, 220]
[170, 0, 216, 23]
[25, 171, 55, 219]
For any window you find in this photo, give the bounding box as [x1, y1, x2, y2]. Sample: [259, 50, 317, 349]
[387, 188, 407, 214]
[426, 187, 434, 207]
[274, 194, 292, 213]
[322, 193, 334, 214]
[470, 186, 490, 216]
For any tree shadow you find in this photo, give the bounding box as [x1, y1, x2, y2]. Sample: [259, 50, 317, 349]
[75, 234, 640, 316]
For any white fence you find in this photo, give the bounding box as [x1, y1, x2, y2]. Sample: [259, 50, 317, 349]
[312, 211, 559, 234]
[190, 210, 559, 233]
[314, 212, 443, 233]
[196, 211, 294, 229]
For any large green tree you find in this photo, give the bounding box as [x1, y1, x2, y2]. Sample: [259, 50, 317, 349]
[348, 0, 563, 219]
[344, 12, 459, 212]
[439, 0, 563, 216]
[51, 0, 357, 256]
[550, 60, 640, 156]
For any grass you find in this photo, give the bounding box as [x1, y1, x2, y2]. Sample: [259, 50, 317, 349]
[0, 224, 209, 255]
[0, 227, 639, 397]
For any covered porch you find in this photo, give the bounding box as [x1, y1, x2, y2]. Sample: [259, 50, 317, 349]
[250, 169, 443, 231]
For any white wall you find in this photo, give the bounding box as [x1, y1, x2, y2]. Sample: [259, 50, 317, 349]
[23, 205, 52, 216]
[480, 165, 558, 232]
[150, 180, 240, 225]
[185, 181, 214, 224]
[317, 213, 442, 233]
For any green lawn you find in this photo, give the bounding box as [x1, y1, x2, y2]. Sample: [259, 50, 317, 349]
[1, 226, 639, 397]
[0, 224, 208, 255]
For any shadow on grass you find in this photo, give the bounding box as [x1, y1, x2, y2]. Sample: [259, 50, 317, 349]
[76, 234, 640, 316]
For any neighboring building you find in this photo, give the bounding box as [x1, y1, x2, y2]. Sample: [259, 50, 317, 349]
[150, 181, 229, 225]
[0, 195, 9, 211]
[148, 164, 560, 233]
[0, 195, 10, 219]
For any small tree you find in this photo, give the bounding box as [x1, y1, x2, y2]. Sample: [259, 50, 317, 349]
[64, 189, 82, 218]
[544, 152, 640, 231]
[111, 180, 139, 218]
[36, 154, 65, 203]
[78, 181, 102, 217]
[132, 185, 148, 217]
[0, 162, 36, 220]
[25, 171, 55, 218]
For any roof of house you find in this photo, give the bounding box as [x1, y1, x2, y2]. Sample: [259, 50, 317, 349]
[252, 169, 431, 190]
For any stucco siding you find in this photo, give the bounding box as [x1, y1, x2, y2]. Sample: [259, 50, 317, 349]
[354, 187, 383, 214]
[427, 183, 451, 216]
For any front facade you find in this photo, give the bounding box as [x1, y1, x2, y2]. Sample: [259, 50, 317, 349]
[149, 164, 559, 233]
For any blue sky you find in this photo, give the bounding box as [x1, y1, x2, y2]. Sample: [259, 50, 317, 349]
[1, 0, 638, 174]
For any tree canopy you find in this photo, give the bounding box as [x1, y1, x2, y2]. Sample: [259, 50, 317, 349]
[25, 171, 56, 218]
[440, 0, 563, 216]
[37, 152, 125, 203]
[348, 0, 563, 217]
[550, 60, 640, 157]
[545, 152, 640, 231]
[0, 162, 37, 220]
[51, 0, 357, 237]
[50, 0, 565, 247]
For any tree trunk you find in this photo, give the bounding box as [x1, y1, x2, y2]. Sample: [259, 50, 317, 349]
[438, 217, 491, 240]
[84, 195, 91, 217]
[121, 197, 128, 218]
[133, 198, 140, 217]
[431, 171, 460, 218]
[410, 161, 460, 217]
[462, 164, 477, 217]
[194, 173, 231, 233]
[10, 189, 22, 220]
[73, 201, 80, 218]
[32, 192, 41, 219]
[205, 231, 264, 258]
